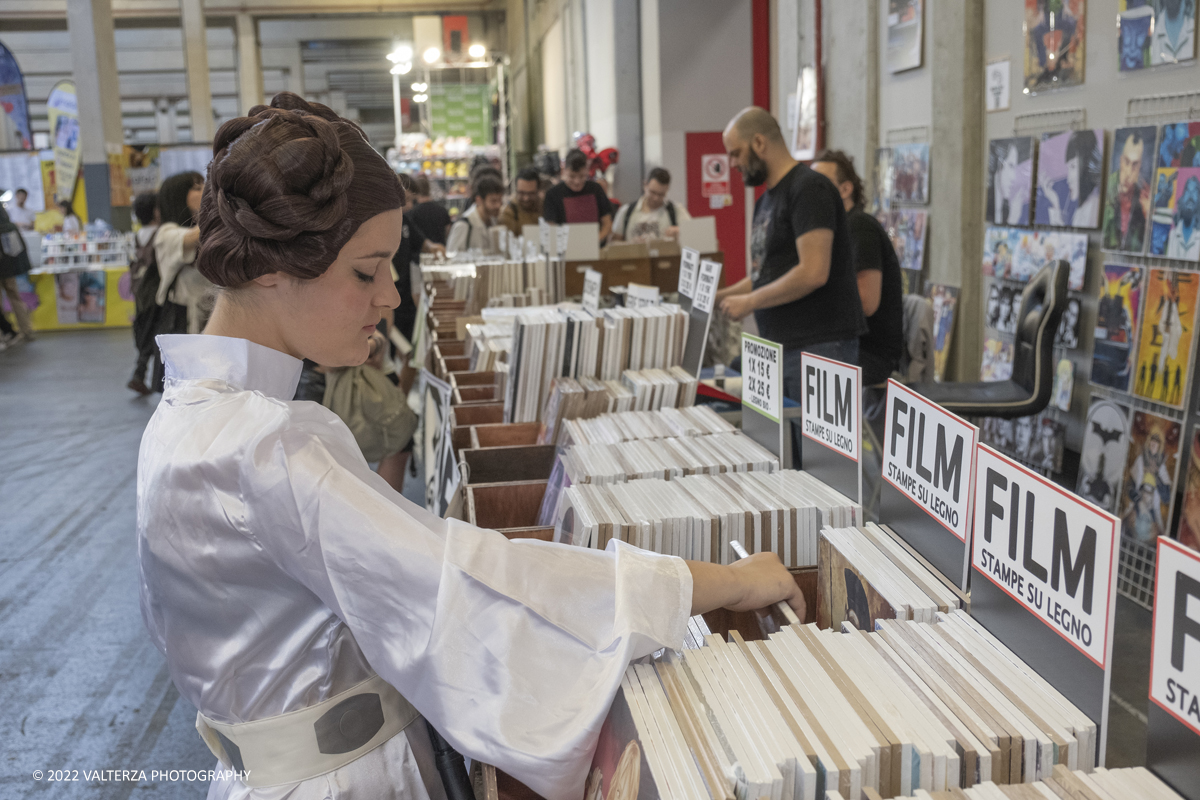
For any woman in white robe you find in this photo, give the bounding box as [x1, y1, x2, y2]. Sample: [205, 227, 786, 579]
[137, 93, 802, 800]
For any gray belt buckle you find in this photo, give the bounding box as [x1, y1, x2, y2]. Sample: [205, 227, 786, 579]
[313, 693, 386, 755]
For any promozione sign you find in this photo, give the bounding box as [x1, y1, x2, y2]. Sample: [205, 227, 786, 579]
[973, 444, 1118, 669]
[882, 380, 977, 543]
[741, 334, 781, 423]
[800, 353, 860, 462]
[1150, 536, 1200, 735]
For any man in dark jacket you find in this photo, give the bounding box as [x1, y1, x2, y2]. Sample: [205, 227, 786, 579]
[0, 206, 35, 342]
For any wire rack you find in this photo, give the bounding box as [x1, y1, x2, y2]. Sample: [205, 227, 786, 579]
[885, 125, 930, 146]
[1127, 90, 1200, 125]
[1118, 536, 1158, 610]
[1013, 107, 1088, 137]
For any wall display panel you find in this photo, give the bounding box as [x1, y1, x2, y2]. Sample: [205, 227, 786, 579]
[1034, 128, 1105, 228]
[1118, 409, 1183, 544]
[1077, 396, 1133, 514]
[1091, 264, 1145, 392]
[1023, 0, 1087, 93]
[1132, 268, 1200, 407]
[1102, 126, 1159, 253]
[986, 137, 1036, 226]
[890, 142, 930, 204]
[1149, 121, 1200, 260]
[981, 226, 1089, 289]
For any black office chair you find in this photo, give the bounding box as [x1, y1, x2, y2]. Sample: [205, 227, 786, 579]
[911, 259, 1068, 420]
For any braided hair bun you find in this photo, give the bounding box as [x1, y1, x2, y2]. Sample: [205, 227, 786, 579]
[196, 92, 404, 287]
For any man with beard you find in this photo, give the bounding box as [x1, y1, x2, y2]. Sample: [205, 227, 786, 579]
[1168, 175, 1200, 260]
[716, 107, 865, 402]
[1103, 130, 1151, 251]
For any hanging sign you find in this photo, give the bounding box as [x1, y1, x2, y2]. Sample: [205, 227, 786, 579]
[800, 353, 862, 503]
[678, 247, 700, 298]
[681, 258, 722, 378]
[1147, 536, 1200, 798]
[46, 80, 80, 203]
[879, 379, 978, 589]
[581, 267, 602, 314]
[740, 333, 783, 462]
[0, 42, 32, 149]
[693, 258, 721, 314]
[971, 443, 1118, 762]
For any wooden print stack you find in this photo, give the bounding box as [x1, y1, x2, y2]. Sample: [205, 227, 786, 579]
[817, 524, 966, 631]
[560, 431, 778, 485]
[854, 765, 1183, 800]
[592, 610, 1102, 800]
[467, 257, 562, 314]
[563, 406, 737, 446]
[622, 367, 698, 411]
[539, 376, 636, 447]
[554, 470, 859, 566]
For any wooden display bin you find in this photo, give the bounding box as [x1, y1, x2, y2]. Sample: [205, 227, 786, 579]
[467, 480, 549, 532]
[432, 340, 466, 358]
[449, 370, 496, 388]
[563, 257, 652, 296]
[461, 444, 556, 484]
[442, 356, 470, 373]
[471, 422, 541, 448]
[449, 402, 504, 428]
[453, 385, 500, 404]
[649, 253, 682, 294]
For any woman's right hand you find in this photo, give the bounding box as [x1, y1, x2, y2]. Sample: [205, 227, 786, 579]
[686, 552, 805, 621]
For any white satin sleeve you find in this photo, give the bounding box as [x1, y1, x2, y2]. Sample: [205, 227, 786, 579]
[237, 398, 692, 800]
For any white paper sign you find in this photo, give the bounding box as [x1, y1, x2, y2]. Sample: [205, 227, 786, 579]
[1150, 536, 1200, 734]
[741, 334, 781, 423]
[582, 268, 602, 313]
[539, 218, 551, 254]
[693, 259, 722, 314]
[800, 353, 860, 462]
[973, 443, 1118, 668]
[556, 225, 571, 258]
[525, 240, 539, 261]
[882, 379, 978, 543]
[626, 283, 660, 308]
[508, 234, 521, 261]
[497, 227, 508, 254]
[678, 248, 700, 297]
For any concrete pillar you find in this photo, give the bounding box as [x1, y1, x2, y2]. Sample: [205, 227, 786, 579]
[583, 0, 642, 201]
[154, 98, 178, 143]
[823, 0, 879, 171]
[284, 44, 305, 96]
[929, 1, 984, 382]
[236, 13, 264, 114]
[66, 0, 129, 230]
[180, 0, 214, 142]
[640, 0, 662, 169]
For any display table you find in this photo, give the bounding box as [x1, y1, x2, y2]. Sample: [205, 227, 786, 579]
[22, 266, 136, 331]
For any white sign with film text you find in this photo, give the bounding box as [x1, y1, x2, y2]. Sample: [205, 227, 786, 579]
[882, 380, 978, 543]
[800, 353, 860, 462]
[581, 268, 602, 314]
[1150, 536, 1200, 735]
[974, 444, 1118, 669]
[678, 247, 700, 298]
[693, 259, 722, 315]
[741, 334, 781, 423]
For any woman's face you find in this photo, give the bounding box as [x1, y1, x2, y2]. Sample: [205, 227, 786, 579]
[265, 209, 403, 367]
[1066, 155, 1080, 200]
[998, 146, 1019, 196]
[187, 183, 204, 215]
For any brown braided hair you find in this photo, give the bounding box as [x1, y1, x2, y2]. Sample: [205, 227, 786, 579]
[195, 92, 404, 287]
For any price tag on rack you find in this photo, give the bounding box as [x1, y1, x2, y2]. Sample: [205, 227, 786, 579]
[626, 283, 660, 308]
[509, 235, 522, 261]
[693, 259, 722, 314]
[539, 218, 551, 255]
[678, 247, 701, 298]
[556, 224, 571, 258]
[581, 267, 602, 313]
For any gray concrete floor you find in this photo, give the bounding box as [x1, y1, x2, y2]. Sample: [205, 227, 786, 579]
[0, 329, 1154, 796]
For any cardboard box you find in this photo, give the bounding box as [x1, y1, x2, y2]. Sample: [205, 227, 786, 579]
[601, 241, 650, 260]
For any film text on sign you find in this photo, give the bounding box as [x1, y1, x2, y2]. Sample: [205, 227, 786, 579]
[973, 444, 1118, 668]
[800, 354, 860, 462]
[1150, 537, 1200, 735]
[882, 380, 977, 541]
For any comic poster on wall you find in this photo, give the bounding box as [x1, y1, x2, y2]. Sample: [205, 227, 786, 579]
[1118, 410, 1182, 543]
[1052, 358, 1075, 410]
[1132, 268, 1199, 407]
[1091, 263, 1144, 392]
[1078, 396, 1132, 513]
[1120, 0, 1196, 70]
[880, 208, 928, 274]
[985, 281, 1020, 334]
[887, 0, 924, 73]
[1102, 126, 1157, 252]
[890, 143, 930, 204]
[1034, 128, 1105, 229]
[1176, 431, 1200, 551]
[1149, 121, 1200, 260]
[981, 226, 1089, 290]
[986, 137, 1036, 226]
[1055, 296, 1082, 348]
[1024, 0, 1087, 92]
[871, 147, 894, 217]
[981, 336, 1014, 382]
[926, 282, 958, 383]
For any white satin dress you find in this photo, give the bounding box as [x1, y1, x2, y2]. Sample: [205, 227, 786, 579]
[137, 335, 692, 800]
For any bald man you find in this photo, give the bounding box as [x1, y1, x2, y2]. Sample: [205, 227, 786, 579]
[716, 107, 866, 401]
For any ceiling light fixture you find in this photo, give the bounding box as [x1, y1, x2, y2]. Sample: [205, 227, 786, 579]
[423, 47, 440, 64]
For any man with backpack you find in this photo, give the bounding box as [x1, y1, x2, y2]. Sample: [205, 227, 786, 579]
[0, 205, 35, 344]
[127, 192, 160, 395]
[610, 167, 691, 243]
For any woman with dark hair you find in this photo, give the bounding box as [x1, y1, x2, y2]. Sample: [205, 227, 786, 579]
[1038, 130, 1103, 228]
[138, 92, 801, 800]
[154, 170, 211, 334]
[58, 198, 81, 233]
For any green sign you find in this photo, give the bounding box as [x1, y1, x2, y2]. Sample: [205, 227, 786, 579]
[428, 84, 491, 143]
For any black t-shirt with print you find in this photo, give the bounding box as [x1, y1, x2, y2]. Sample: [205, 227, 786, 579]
[542, 180, 613, 225]
[847, 208, 904, 372]
[750, 163, 866, 350]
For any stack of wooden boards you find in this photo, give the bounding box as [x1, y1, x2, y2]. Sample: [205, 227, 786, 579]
[560, 432, 778, 485]
[467, 257, 564, 314]
[538, 370, 702, 446]
[593, 610, 1101, 800]
[817, 524, 966, 631]
[505, 305, 690, 422]
[852, 766, 1181, 800]
[563, 406, 737, 446]
[553, 470, 859, 566]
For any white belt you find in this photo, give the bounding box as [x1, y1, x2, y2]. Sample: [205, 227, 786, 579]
[195, 674, 421, 788]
